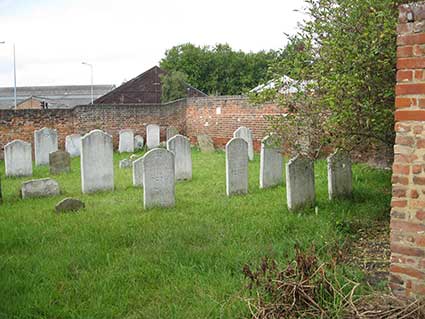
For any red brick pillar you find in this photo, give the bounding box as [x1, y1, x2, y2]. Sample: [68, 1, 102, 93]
[391, 2, 425, 298]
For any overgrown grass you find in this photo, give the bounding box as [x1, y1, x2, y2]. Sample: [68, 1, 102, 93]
[0, 149, 391, 318]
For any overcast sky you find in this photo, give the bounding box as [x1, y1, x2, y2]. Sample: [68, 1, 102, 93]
[0, 0, 305, 87]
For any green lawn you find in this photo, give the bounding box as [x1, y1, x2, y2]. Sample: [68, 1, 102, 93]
[0, 149, 391, 318]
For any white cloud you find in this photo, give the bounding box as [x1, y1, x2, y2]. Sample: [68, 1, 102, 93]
[0, 0, 305, 87]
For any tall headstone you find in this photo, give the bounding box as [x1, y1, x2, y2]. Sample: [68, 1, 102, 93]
[134, 135, 144, 150]
[80, 129, 114, 193]
[146, 124, 160, 149]
[286, 155, 315, 211]
[166, 126, 179, 141]
[132, 157, 144, 187]
[34, 127, 58, 166]
[4, 140, 33, 177]
[49, 150, 71, 175]
[197, 134, 215, 153]
[226, 138, 248, 196]
[259, 135, 283, 189]
[167, 134, 192, 180]
[233, 126, 254, 161]
[327, 150, 352, 200]
[142, 148, 175, 209]
[21, 178, 60, 199]
[65, 134, 82, 157]
[119, 129, 135, 153]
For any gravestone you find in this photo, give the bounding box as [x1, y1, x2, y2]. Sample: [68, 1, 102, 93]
[4, 140, 33, 177]
[233, 126, 254, 161]
[327, 150, 352, 200]
[142, 148, 175, 209]
[226, 138, 248, 196]
[55, 198, 85, 213]
[132, 157, 144, 187]
[166, 126, 179, 141]
[0, 174, 2, 204]
[286, 155, 315, 211]
[167, 134, 192, 180]
[119, 129, 134, 153]
[119, 159, 131, 169]
[134, 135, 144, 150]
[65, 134, 82, 157]
[146, 124, 160, 149]
[49, 150, 71, 175]
[80, 129, 114, 193]
[259, 135, 283, 188]
[197, 134, 215, 153]
[21, 178, 60, 199]
[34, 127, 58, 166]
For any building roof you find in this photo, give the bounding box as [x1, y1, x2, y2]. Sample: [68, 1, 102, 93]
[94, 66, 207, 104]
[0, 84, 115, 109]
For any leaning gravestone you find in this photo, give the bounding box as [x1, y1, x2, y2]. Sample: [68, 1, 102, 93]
[286, 155, 315, 211]
[80, 129, 114, 193]
[233, 126, 254, 161]
[259, 135, 283, 189]
[146, 124, 160, 149]
[55, 198, 85, 213]
[119, 129, 134, 153]
[34, 127, 58, 166]
[197, 134, 215, 153]
[65, 134, 82, 157]
[132, 157, 144, 187]
[4, 140, 33, 177]
[49, 150, 71, 175]
[166, 126, 179, 141]
[134, 135, 144, 150]
[167, 134, 192, 180]
[142, 148, 175, 209]
[327, 150, 352, 200]
[226, 138, 248, 196]
[21, 178, 60, 199]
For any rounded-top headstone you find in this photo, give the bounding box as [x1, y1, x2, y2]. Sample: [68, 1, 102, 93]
[142, 148, 175, 209]
[49, 150, 71, 175]
[259, 135, 283, 189]
[146, 124, 160, 149]
[327, 150, 352, 200]
[119, 129, 135, 153]
[233, 126, 254, 161]
[166, 126, 179, 142]
[226, 137, 248, 196]
[65, 134, 82, 157]
[286, 155, 315, 211]
[167, 134, 192, 180]
[34, 127, 58, 166]
[4, 139, 33, 177]
[134, 135, 144, 150]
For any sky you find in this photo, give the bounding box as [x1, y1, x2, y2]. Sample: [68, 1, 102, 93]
[0, 0, 306, 87]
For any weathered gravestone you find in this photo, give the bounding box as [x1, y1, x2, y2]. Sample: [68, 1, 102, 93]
[55, 198, 85, 213]
[119, 129, 134, 153]
[233, 126, 254, 161]
[80, 130, 114, 193]
[34, 127, 58, 166]
[65, 134, 82, 157]
[166, 126, 179, 141]
[146, 124, 160, 149]
[4, 140, 33, 177]
[142, 148, 175, 209]
[167, 134, 192, 180]
[49, 150, 71, 175]
[226, 138, 248, 196]
[134, 135, 144, 150]
[21, 178, 60, 199]
[132, 157, 144, 187]
[286, 156, 315, 211]
[327, 150, 352, 200]
[259, 135, 283, 189]
[197, 134, 215, 153]
[119, 159, 131, 169]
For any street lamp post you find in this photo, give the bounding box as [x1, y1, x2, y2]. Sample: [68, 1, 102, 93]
[1, 42, 17, 109]
[82, 62, 93, 104]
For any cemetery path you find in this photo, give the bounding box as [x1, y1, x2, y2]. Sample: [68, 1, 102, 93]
[344, 220, 390, 288]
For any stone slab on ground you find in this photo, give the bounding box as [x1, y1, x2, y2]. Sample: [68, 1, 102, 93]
[55, 198, 85, 213]
[21, 178, 60, 199]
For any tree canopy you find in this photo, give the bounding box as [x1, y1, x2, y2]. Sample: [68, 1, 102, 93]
[160, 43, 277, 95]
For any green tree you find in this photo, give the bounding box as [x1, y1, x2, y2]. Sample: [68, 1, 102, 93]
[255, 0, 410, 157]
[160, 71, 189, 103]
[160, 43, 277, 95]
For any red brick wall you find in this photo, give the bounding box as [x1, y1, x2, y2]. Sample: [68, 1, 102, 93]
[391, 2, 425, 298]
[185, 96, 283, 151]
[0, 97, 281, 158]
